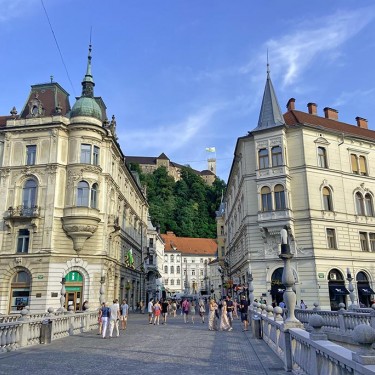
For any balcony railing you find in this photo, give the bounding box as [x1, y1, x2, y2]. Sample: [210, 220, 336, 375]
[6, 205, 40, 218]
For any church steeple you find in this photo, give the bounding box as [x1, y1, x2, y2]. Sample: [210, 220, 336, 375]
[81, 44, 95, 98]
[253, 64, 285, 131]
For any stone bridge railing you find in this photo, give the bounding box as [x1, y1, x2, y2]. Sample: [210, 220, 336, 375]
[251, 303, 375, 374]
[0, 308, 98, 353]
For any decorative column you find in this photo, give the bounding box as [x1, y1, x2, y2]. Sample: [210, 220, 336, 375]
[347, 268, 357, 310]
[57, 277, 66, 312]
[247, 265, 254, 309]
[279, 226, 303, 328]
[99, 270, 106, 305]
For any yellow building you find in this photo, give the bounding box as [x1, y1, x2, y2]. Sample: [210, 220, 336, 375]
[225, 70, 375, 310]
[0, 46, 148, 313]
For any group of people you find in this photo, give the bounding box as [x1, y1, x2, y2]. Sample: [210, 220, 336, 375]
[98, 299, 129, 338]
[208, 295, 249, 332]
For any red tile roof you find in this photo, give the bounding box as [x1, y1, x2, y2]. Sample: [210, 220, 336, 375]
[284, 110, 375, 141]
[161, 231, 217, 256]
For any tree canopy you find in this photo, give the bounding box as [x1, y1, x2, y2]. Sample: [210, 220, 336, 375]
[131, 164, 226, 238]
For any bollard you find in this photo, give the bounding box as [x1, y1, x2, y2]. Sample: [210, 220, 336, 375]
[40, 319, 52, 344]
[252, 313, 262, 339]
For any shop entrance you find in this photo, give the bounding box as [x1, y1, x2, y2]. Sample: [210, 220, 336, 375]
[270, 268, 285, 306]
[64, 271, 83, 311]
[328, 269, 348, 311]
[10, 271, 31, 313]
[356, 271, 375, 307]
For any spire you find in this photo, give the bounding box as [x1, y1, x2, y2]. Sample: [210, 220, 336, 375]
[253, 62, 285, 131]
[81, 44, 95, 98]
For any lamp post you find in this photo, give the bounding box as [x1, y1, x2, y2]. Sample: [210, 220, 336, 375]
[279, 226, 302, 328]
[99, 270, 106, 305]
[210, 284, 214, 299]
[247, 265, 254, 308]
[347, 268, 357, 310]
[58, 277, 66, 312]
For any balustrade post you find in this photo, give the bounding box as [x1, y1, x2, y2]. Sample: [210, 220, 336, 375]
[312, 302, 321, 311]
[352, 324, 375, 365]
[337, 306, 346, 332]
[17, 308, 30, 348]
[273, 306, 283, 321]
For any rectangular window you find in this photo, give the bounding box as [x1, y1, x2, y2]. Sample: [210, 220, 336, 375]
[80, 144, 91, 163]
[200, 269, 203, 276]
[177, 266, 180, 273]
[164, 279, 168, 285]
[360, 232, 369, 251]
[192, 269, 195, 276]
[170, 255, 174, 262]
[258, 149, 269, 169]
[93, 146, 100, 166]
[220, 226, 224, 235]
[177, 279, 180, 285]
[17, 229, 30, 253]
[370, 233, 375, 252]
[351, 154, 359, 174]
[183, 258, 187, 263]
[183, 269, 186, 276]
[359, 156, 367, 176]
[170, 266, 174, 274]
[317, 147, 327, 168]
[149, 238, 154, 247]
[26, 145, 37, 165]
[326, 228, 337, 249]
[148, 255, 154, 265]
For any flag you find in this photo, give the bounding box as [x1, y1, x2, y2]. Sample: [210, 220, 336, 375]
[127, 249, 134, 265]
[205, 147, 216, 153]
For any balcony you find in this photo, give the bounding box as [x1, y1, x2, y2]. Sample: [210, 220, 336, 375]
[61, 206, 101, 253]
[6, 205, 40, 219]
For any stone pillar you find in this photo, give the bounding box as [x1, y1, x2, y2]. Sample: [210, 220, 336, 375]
[346, 268, 358, 310]
[352, 324, 375, 365]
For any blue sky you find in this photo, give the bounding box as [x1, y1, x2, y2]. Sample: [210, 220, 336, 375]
[1, 1, 375, 181]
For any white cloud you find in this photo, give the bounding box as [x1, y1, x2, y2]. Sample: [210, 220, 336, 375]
[332, 88, 375, 107]
[264, 8, 375, 87]
[118, 103, 225, 156]
[0, 0, 40, 22]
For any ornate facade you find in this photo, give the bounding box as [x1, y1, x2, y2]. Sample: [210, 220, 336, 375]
[0, 46, 148, 313]
[225, 70, 375, 310]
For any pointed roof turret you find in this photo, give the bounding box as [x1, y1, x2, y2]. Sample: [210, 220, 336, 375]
[82, 44, 95, 97]
[253, 64, 285, 131]
[70, 44, 102, 121]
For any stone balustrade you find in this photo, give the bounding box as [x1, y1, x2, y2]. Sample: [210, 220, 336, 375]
[251, 308, 375, 374]
[0, 308, 98, 353]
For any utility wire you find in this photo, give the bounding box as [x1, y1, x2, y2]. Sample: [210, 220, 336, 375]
[40, 0, 76, 96]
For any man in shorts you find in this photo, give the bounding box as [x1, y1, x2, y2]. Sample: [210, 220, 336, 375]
[120, 299, 129, 330]
[239, 295, 249, 331]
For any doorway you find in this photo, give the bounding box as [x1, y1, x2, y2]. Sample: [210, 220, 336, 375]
[270, 268, 285, 306]
[356, 271, 375, 307]
[64, 271, 83, 311]
[10, 271, 31, 313]
[328, 269, 348, 311]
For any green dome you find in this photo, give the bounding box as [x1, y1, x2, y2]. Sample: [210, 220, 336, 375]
[70, 97, 102, 121]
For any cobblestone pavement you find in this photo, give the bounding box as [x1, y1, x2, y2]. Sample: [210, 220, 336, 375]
[0, 313, 289, 375]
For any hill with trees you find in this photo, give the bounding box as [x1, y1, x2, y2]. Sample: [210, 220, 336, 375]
[130, 164, 226, 238]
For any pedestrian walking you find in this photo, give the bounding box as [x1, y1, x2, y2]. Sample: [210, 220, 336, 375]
[300, 300, 307, 309]
[109, 299, 120, 338]
[239, 295, 249, 331]
[148, 298, 154, 324]
[153, 300, 161, 325]
[171, 300, 177, 317]
[198, 299, 206, 323]
[226, 295, 234, 328]
[181, 298, 190, 323]
[208, 298, 218, 331]
[233, 299, 238, 319]
[219, 300, 231, 331]
[190, 300, 196, 324]
[120, 299, 129, 330]
[101, 302, 111, 338]
[161, 299, 169, 324]
[140, 300, 145, 314]
[98, 302, 105, 335]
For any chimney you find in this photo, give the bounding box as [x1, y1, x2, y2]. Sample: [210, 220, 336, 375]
[307, 102, 317, 115]
[356, 116, 368, 129]
[323, 107, 338, 120]
[286, 98, 295, 111]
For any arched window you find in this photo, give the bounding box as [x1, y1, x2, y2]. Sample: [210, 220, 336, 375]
[258, 149, 269, 169]
[22, 179, 37, 208]
[271, 146, 283, 167]
[274, 184, 286, 210]
[318, 147, 328, 168]
[170, 266, 174, 274]
[261, 186, 272, 211]
[323, 187, 333, 211]
[90, 183, 98, 209]
[355, 192, 365, 216]
[10, 271, 31, 312]
[164, 265, 168, 273]
[356, 271, 368, 282]
[365, 194, 374, 216]
[77, 181, 89, 206]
